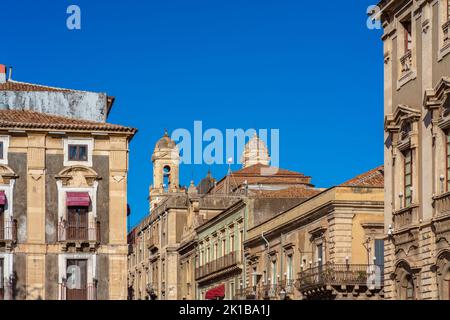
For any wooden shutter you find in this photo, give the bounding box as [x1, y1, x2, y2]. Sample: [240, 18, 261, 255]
[375, 239, 384, 268]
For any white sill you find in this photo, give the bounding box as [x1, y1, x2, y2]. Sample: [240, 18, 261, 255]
[64, 159, 92, 167]
[396, 69, 417, 90]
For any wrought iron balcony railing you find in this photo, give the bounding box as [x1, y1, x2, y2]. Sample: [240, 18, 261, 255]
[58, 220, 101, 243]
[59, 282, 97, 300]
[296, 263, 384, 292]
[0, 218, 17, 243]
[195, 251, 241, 280]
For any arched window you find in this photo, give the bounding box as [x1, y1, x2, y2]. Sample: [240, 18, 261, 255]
[163, 166, 171, 191]
[395, 262, 416, 300]
[436, 252, 450, 300]
[443, 266, 450, 300]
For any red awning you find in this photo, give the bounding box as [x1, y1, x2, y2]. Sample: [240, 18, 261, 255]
[0, 190, 6, 205]
[66, 192, 90, 207]
[205, 284, 225, 300]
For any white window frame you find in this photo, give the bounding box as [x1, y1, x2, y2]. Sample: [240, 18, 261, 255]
[0, 253, 13, 300]
[63, 138, 94, 167]
[58, 253, 97, 300]
[56, 181, 98, 241]
[0, 136, 10, 165]
[0, 182, 15, 241]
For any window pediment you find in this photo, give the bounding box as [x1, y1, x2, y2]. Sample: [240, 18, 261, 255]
[424, 77, 450, 129]
[55, 166, 100, 187]
[385, 105, 421, 132]
[0, 165, 18, 184]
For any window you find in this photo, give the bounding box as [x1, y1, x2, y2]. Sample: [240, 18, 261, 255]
[286, 255, 293, 282]
[214, 243, 218, 260]
[66, 259, 88, 300]
[447, 130, 450, 191]
[66, 207, 88, 240]
[405, 275, 414, 300]
[230, 282, 235, 299]
[0, 136, 9, 165]
[64, 138, 93, 167]
[221, 239, 226, 257]
[404, 150, 413, 206]
[271, 260, 277, 284]
[401, 19, 412, 52]
[374, 239, 384, 268]
[68, 144, 88, 161]
[230, 234, 235, 253]
[239, 230, 243, 250]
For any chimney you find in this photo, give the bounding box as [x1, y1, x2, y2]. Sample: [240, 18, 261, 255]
[0, 64, 6, 83]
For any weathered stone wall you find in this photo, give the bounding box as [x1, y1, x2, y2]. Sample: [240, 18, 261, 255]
[45, 254, 59, 300]
[8, 152, 27, 243]
[0, 90, 108, 122]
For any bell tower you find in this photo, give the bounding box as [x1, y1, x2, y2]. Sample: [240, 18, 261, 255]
[241, 133, 270, 168]
[149, 130, 180, 208]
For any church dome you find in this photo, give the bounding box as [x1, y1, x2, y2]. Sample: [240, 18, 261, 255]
[198, 170, 216, 194]
[154, 130, 177, 151]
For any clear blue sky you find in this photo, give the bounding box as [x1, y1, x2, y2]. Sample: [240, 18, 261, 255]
[1, 0, 384, 230]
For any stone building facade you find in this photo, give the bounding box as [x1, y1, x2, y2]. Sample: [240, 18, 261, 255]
[127, 133, 239, 300]
[128, 133, 322, 300]
[241, 167, 385, 300]
[379, 0, 450, 299]
[0, 66, 136, 300]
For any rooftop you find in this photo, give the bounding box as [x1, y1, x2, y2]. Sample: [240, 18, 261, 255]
[340, 166, 384, 188]
[0, 109, 136, 134]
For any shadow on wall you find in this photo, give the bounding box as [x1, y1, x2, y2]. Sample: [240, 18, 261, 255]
[9, 271, 43, 300]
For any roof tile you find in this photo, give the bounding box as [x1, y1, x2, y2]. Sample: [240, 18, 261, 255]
[0, 109, 136, 133]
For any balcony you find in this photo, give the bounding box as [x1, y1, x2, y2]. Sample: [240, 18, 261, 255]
[433, 191, 450, 218]
[0, 218, 17, 247]
[296, 263, 384, 297]
[59, 282, 97, 300]
[195, 251, 241, 280]
[58, 220, 101, 249]
[393, 204, 419, 230]
[147, 233, 159, 252]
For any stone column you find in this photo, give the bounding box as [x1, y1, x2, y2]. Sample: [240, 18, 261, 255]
[26, 133, 46, 299]
[108, 135, 129, 299]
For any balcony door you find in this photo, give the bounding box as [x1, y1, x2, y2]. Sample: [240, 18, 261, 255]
[67, 207, 88, 240]
[66, 259, 88, 300]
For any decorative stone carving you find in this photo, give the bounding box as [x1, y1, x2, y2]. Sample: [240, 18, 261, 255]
[55, 166, 100, 187]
